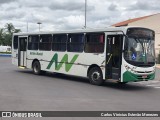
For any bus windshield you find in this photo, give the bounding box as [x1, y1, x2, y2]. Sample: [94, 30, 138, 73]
[124, 28, 155, 67]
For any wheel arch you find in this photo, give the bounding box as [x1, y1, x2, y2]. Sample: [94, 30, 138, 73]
[87, 64, 102, 77]
[32, 59, 39, 68]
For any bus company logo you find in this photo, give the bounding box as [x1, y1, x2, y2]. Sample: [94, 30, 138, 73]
[47, 53, 79, 72]
[30, 52, 43, 56]
[2, 112, 11, 117]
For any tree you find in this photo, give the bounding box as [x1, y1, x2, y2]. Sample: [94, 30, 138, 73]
[14, 29, 21, 33]
[3, 23, 21, 46]
[0, 23, 21, 46]
[5, 23, 15, 34]
[0, 28, 5, 45]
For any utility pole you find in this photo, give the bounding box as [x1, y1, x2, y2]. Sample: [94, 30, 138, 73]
[27, 22, 28, 32]
[84, 0, 87, 29]
[37, 22, 42, 32]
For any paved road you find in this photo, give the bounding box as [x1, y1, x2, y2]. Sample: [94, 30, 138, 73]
[0, 57, 160, 119]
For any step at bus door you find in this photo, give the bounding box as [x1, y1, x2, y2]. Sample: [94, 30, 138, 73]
[18, 37, 27, 67]
[106, 34, 123, 80]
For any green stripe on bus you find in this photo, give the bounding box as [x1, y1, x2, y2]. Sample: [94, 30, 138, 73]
[47, 53, 79, 72]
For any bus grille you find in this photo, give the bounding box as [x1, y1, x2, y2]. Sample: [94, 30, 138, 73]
[136, 71, 153, 74]
[137, 75, 152, 80]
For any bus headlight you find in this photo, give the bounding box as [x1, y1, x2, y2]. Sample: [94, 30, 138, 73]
[125, 65, 131, 71]
[131, 68, 136, 73]
[125, 65, 136, 73]
[125, 65, 129, 70]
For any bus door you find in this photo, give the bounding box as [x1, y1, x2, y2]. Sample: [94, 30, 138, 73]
[18, 37, 27, 67]
[106, 34, 123, 80]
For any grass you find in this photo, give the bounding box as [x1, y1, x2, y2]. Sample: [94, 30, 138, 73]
[0, 52, 11, 54]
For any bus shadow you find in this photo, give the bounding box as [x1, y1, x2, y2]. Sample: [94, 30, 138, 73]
[103, 81, 151, 91]
[15, 70, 152, 91]
[47, 72, 90, 84]
[15, 70, 89, 84]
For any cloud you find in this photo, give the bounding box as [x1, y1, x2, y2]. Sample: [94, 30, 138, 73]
[127, 1, 160, 11]
[108, 3, 118, 11]
[0, 11, 25, 20]
[0, 0, 15, 4]
[49, 1, 84, 11]
[17, 0, 48, 8]
[0, 0, 160, 32]
[49, 1, 95, 12]
[0, 2, 25, 21]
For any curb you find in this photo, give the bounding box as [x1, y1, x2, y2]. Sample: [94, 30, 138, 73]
[0, 54, 11, 57]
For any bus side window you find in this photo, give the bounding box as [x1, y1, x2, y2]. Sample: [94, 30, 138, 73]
[84, 33, 104, 53]
[67, 34, 84, 52]
[28, 35, 39, 50]
[39, 34, 52, 51]
[13, 36, 18, 49]
[52, 34, 67, 51]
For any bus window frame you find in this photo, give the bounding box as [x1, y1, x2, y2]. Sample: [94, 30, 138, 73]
[84, 32, 105, 53]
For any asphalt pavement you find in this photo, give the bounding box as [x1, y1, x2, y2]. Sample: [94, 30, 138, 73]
[0, 57, 160, 120]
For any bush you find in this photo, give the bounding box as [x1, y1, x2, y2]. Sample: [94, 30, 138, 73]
[0, 52, 11, 54]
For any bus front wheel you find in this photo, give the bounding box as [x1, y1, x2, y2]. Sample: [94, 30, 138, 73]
[88, 67, 104, 86]
[32, 61, 42, 75]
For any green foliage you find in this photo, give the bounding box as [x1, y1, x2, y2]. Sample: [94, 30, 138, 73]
[0, 28, 5, 45]
[0, 52, 11, 54]
[0, 23, 21, 46]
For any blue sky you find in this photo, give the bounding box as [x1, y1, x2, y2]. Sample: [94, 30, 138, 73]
[0, 0, 160, 32]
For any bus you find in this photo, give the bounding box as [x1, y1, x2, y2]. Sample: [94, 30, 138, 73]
[0, 45, 11, 53]
[12, 26, 155, 85]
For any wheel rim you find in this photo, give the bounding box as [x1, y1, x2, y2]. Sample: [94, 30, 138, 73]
[91, 71, 100, 81]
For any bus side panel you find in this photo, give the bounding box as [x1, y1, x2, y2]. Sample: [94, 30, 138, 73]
[12, 48, 18, 66]
[26, 51, 105, 78]
[44, 52, 105, 78]
[26, 58, 32, 69]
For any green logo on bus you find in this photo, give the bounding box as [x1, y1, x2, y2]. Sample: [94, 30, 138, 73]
[47, 53, 79, 72]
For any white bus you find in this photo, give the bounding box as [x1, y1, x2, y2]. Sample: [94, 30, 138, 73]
[0, 45, 11, 53]
[12, 27, 155, 85]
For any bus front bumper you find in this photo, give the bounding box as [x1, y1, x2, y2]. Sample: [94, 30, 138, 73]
[123, 71, 155, 83]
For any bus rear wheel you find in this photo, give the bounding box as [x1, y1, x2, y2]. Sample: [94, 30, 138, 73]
[88, 67, 104, 86]
[32, 61, 42, 75]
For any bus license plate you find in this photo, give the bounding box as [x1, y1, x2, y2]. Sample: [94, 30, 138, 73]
[142, 75, 147, 79]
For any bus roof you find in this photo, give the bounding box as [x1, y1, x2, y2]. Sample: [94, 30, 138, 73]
[13, 26, 153, 36]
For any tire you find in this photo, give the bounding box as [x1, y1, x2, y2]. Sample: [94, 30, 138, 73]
[32, 61, 42, 75]
[88, 67, 104, 85]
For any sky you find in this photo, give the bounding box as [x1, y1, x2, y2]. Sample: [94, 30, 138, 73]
[0, 0, 160, 32]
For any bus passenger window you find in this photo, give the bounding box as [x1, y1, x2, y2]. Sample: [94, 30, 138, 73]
[85, 33, 104, 53]
[67, 34, 84, 52]
[13, 36, 18, 49]
[28, 35, 39, 50]
[39, 34, 52, 51]
[52, 34, 67, 51]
